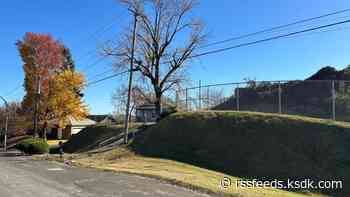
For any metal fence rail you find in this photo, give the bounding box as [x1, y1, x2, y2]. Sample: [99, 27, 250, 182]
[175, 80, 350, 122]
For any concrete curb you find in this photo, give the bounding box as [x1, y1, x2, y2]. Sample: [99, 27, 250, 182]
[0, 150, 24, 157]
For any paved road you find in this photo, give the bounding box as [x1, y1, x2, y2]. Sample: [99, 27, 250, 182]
[0, 156, 212, 197]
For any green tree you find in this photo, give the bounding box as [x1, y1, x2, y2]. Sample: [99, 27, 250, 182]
[62, 47, 75, 71]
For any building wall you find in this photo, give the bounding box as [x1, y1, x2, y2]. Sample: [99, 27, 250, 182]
[71, 126, 86, 135]
[63, 126, 72, 139]
[48, 125, 79, 140]
[48, 124, 92, 140]
[136, 109, 157, 122]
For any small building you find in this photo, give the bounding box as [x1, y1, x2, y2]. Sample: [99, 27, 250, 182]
[135, 104, 158, 123]
[47, 117, 96, 140]
[88, 115, 117, 125]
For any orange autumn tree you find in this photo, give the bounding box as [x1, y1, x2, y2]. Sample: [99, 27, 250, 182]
[48, 69, 88, 130]
[17, 32, 65, 137]
[17, 32, 88, 138]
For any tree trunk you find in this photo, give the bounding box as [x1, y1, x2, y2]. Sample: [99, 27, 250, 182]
[155, 92, 162, 121]
[42, 121, 47, 140]
[33, 113, 39, 138]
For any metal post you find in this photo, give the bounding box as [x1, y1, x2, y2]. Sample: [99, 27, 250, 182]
[278, 81, 282, 114]
[236, 84, 240, 111]
[124, 11, 138, 144]
[175, 91, 179, 108]
[332, 80, 336, 120]
[185, 88, 188, 111]
[4, 115, 8, 152]
[0, 96, 8, 152]
[198, 80, 202, 110]
[207, 87, 210, 109]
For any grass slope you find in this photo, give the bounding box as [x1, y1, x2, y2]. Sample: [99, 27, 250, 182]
[133, 111, 350, 197]
[63, 123, 144, 153]
[63, 125, 122, 153]
[46, 148, 325, 197]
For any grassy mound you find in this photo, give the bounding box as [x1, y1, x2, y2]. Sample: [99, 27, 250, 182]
[63, 124, 143, 153]
[16, 138, 49, 154]
[133, 111, 350, 196]
[63, 125, 124, 153]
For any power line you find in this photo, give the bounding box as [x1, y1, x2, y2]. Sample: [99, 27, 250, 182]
[86, 70, 130, 87]
[201, 8, 350, 49]
[72, 13, 128, 73]
[75, 49, 98, 63]
[281, 24, 350, 39]
[80, 9, 350, 88]
[85, 18, 118, 42]
[3, 85, 22, 97]
[74, 15, 125, 62]
[86, 19, 350, 87]
[87, 68, 115, 81]
[82, 19, 350, 86]
[79, 56, 109, 73]
[190, 18, 350, 59]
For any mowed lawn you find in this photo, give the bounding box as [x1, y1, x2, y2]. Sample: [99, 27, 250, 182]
[43, 148, 327, 197]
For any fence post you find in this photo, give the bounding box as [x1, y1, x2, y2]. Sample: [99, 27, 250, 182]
[332, 80, 336, 120]
[199, 80, 202, 110]
[185, 88, 188, 111]
[236, 84, 240, 111]
[278, 81, 282, 114]
[175, 90, 179, 108]
[207, 86, 210, 109]
[4, 115, 8, 152]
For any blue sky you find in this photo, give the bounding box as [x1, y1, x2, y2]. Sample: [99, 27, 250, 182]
[1, 0, 350, 114]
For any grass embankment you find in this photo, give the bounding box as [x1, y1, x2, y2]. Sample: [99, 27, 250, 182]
[132, 111, 350, 197]
[63, 123, 143, 153]
[46, 111, 350, 197]
[61, 148, 323, 197]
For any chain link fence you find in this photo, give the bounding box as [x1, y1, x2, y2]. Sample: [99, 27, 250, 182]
[175, 80, 350, 122]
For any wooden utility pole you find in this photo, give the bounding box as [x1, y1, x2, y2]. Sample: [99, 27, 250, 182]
[124, 10, 138, 144]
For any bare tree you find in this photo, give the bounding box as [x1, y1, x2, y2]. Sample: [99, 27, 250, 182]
[0, 102, 21, 121]
[112, 85, 154, 118]
[105, 0, 205, 117]
[0, 102, 26, 141]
